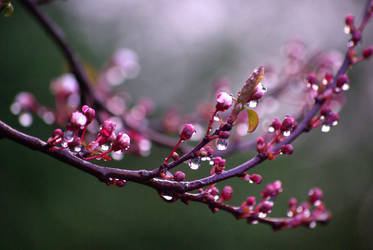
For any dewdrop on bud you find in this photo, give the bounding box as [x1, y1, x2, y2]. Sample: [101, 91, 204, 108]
[216, 138, 228, 151]
[179, 124, 195, 141]
[281, 144, 294, 155]
[308, 188, 323, 205]
[216, 92, 233, 111]
[268, 118, 281, 133]
[188, 157, 201, 170]
[112, 132, 130, 152]
[336, 74, 349, 91]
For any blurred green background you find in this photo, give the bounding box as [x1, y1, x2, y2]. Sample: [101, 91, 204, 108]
[1, 0, 373, 249]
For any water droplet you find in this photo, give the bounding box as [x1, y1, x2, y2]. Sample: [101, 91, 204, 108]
[214, 195, 219, 201]
[321, 124, 331, 133]
[309, 221, 316, 229]
[268, 126, 275, 133]
[188, 158, 201, 170]
[304, 209, 311, 218]
[249, 100, 258, 108]
[322, 79, 328, 85]
[161, 194, 173, 201]
[258, 212, 267, 218]
[216, 138, 228, 151]
[314, 200, 321, 206]
[10, 102, 21, 115]
[312, 84, 319, 91]
[342, 83, 350, 91]
[74, 145, 82, 152]
[347, 40, 354, 48]
[257, 82, 267, 93]
[283, 130, 291, 137]
[64, 130, 74, 142]
[296, 206, 303, 213]
[19, 113, 33, 127]
[101, 144, 110, 151]
[332, 121, 338, 126]
[112, 151, 124, 161]
[61, 142, 68, 148]
[251, 220, 259, 225]
[209, 160, 214, 166]
[344, 25, 351, 34]
[213, 115, 220, 122]
[201, 156, 210, 162]
[287, 210, 294, 217]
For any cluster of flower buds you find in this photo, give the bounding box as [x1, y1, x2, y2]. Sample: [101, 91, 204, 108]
[106, 177, 127, 187]
[256, 116, 296, 159]
[282, 188, 328, 230]
[344, 14, 362, 46]
[308, 105, 340, 133]
[210, 156, 226, 175]
[47, 105, 131, 162]
[239, 180, 282, 221]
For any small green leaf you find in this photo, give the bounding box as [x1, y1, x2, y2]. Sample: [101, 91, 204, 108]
[246, 108, 259, 133]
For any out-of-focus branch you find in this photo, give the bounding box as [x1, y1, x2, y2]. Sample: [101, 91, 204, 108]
[18, 0, 191, 153]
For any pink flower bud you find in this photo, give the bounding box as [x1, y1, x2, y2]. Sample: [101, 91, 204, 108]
[70, 111, 87, 128]
[100, 120, 116, 137]
[324, 73, 333, 83]
[258, 200, 274, 214]
[251, 88, 264, 100]
[171, 152, 179, 160]
[210, 187, 219, 196]
[52, 128, 63, 137]
[179, 124, 195, 140]
[281, 144, 294, 155]
[289, 198, 297, 209]
[218, 131, 230, 139]
[363, 46, 373, 59]
[116, 179, 126, 187]
[112, 132, 130, 151]
[249, 174, 263, 184]
[308, 188, 323, 204]
[174, 171, 186, 181]
[336, 74, 349, 88]
[345, 14, 354, 26]
[281, 116, 297, 132]
[320, 106, 332, 116]
[271, 118, 282, 131]
[221, 186, 233, 201]
[216, 92, 233, 111]
[81, 105, 95, 123]
[246, 196, 256, 206]
[306, 73, 317, 85]
[325, 112, 339, 126]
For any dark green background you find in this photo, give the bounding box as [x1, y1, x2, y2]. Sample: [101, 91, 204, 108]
[1, 1, 373, 249]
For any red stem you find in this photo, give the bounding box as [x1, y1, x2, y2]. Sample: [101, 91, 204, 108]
[205, 110, 218, 136]
[163, 139, 182, 165]
[84, 148, 113, 161]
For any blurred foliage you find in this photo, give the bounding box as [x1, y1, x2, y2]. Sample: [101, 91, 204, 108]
[0, 2, 373, 250]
